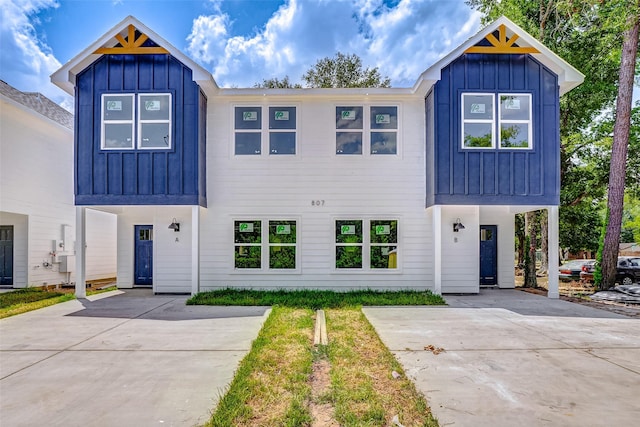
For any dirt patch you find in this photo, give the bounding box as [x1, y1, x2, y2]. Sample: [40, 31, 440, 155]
[518, 286, 640, 318]
[308, 359, 339, 427]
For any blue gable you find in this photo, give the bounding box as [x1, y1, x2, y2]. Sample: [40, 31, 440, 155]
[426, 52, 560, 207]
[75, 51, 207, 207]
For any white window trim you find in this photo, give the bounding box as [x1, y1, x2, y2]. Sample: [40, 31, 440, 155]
[461, 92, 533, 150]
[461, 93, 496, 150]
[232, 218, 301, 274]
[232, 105, 299, 157]
[100, 93, 173, 151]
[333, 217, 400, 273]
[137, 93, 172, 150]
[101, 93, 135, 150]
[498, 93, 532, 150]
[335, 104, 401, 156]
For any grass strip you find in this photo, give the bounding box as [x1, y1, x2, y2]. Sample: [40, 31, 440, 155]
[188, 289, 445, 308]
[0, 286, 118, 319]
[0, 289, 74, 319]
[207, 306, 315, 427]
[326, 308, 438, 426]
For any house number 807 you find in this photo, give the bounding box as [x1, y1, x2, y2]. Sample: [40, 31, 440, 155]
[311, 200, 325, 206]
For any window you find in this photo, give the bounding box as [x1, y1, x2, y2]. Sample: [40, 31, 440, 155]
[461, 93, 532, 149]
[138, 228, 153, 241]
[234, 107, 262, 155]
[269, 220, 296, 269]
[102, 94, 134, 149]
[234, 220, 261, 269]
[335, 219, 398, 270]
[499, 94, 532, 148]
[462, 93, 495, 148]
[269, 107, 296, 154]
[101, 93, 172, 150]
[370, 220, 398, 269]
[234, 106, 297, 155]
[139, 94, 171, 149]
[234, 220, 297, 270]
[336, 106, 398, 155]
[370, 107, 398, 154]
[335, 220, 363, 268]
[336, 107, 363, 154]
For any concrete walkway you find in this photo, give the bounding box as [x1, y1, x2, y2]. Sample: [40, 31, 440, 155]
[364, 289, 640, 427]
[0, 289, 269, 427]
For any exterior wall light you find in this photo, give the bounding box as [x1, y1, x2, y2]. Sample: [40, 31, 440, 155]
[168, 218, 180, 232]
[453, 218, 465, 232]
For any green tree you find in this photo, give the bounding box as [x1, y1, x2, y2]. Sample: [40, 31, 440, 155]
[601, 6, 640, 288]
[301, 52, 391, 88]
[254, 75, 302, 89]
[467, 0, 636, 259]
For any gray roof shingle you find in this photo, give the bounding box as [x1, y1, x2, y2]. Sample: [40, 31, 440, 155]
[0, 80, 73, 130]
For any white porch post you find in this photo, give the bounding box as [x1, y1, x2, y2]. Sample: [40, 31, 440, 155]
[75, 206, 87, 298]
[433, 205, 442, 295]
[547, 205, 559, 299]
[191, 206, 200, 296]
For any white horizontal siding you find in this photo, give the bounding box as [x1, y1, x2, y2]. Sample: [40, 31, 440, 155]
[440, 206, 480, 294]
[115, 206, 193, 293]
[198, 95, 434, 291]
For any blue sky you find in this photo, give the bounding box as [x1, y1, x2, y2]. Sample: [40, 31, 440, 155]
[0, 0, 483, 110]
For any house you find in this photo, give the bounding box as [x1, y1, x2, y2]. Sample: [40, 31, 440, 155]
[50, 15, 583, 298]
[0, 81, 117, 288]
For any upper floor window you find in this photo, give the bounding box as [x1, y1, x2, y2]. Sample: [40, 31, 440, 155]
[101, 93, 172, 150]
[461, 93, 532, 150]
[336, 106, 398, 155]
[234, 106, 297, 155]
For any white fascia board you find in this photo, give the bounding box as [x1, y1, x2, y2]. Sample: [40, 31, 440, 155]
[219, 87, 414, 97]
[412, 16, 584, 97]
[51, 15, 219, 96]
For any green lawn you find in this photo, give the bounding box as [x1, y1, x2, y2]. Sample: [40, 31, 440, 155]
[192, 289, 444, 426]
[187, 288, 445, 308]
[0, 286, 117, 319]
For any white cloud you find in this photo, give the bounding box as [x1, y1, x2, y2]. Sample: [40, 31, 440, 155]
[0, 0, 72, 110]
[186, 0, 481, 88]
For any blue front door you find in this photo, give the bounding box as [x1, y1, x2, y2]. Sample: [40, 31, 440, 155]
[0, 226, 13, 285]
[135, 225, 153, 286]
[480, 225, 497, 285]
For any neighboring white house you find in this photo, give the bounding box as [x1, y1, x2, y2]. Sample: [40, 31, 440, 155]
[51, 16, 584, 298]
[0, 81, 117, 288]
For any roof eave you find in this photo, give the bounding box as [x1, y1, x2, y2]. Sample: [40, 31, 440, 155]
[411, 16, 584, 97]
[51, 15, 218, 95]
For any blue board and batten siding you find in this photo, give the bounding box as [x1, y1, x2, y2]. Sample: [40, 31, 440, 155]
[75, 52, 206, 206]
[426, 52, 560, 207]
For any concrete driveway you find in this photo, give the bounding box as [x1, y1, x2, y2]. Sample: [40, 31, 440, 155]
[364, 289, 640, 427]
[0, 289, 269, 427]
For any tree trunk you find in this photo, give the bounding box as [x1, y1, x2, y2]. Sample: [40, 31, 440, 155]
[601, 10, 640, 289]
[516, 213, 525, 266]
[539, 209, 549, 275]
[525, 211, 538, 287]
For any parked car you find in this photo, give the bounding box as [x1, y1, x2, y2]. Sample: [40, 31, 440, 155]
[579, 260, 597, 283]
[616, 256, 640, 286]
[579, 257, 640, 286]
[559, 259, 595, 282]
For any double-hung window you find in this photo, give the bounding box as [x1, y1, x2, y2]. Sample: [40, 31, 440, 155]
[234, 106, 297, 155]
[335, 219, 398, 270]
[101, 93, 172, 150]
[461, 93, 532, 149]
[336, 106, 398, 155]
[234, 220, 298, 270]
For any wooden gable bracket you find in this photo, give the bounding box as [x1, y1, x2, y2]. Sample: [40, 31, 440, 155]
[465, 24, 540, 54]
[94, 24, 169, 55]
